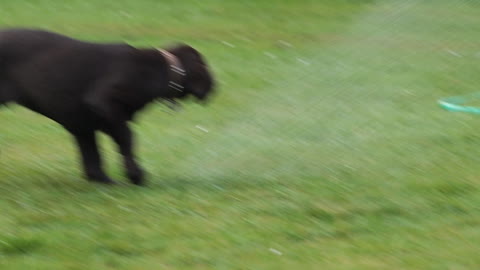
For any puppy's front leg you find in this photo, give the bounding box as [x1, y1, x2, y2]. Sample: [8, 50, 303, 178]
[73, 131, 116, 184]
[105, 123, 145, 185]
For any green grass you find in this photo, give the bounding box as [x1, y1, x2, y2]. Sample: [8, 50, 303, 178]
[2, 0, 480, 269]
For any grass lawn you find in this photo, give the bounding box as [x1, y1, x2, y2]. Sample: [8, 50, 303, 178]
[2, 0, 480, 269]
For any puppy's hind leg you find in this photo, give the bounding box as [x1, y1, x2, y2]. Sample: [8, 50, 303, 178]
[0, 62, 13, 105]
[0, 91, 5, 105]
[0, 81, 18, 106]
[0, 83, 9, 105]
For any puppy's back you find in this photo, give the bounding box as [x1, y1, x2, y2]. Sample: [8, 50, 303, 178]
[0, 29, 77, 62]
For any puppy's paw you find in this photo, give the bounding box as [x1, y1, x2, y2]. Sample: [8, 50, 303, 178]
[87, 175, 118, 185]
[128, 169, 145, 186]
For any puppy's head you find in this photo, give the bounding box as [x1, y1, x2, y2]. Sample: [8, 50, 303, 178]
[167, 44, 215, 102]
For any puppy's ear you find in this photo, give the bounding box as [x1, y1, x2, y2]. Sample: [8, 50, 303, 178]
[167, 44, 204, 63]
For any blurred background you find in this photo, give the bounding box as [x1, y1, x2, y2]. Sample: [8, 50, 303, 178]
[1, 0, 480, 269]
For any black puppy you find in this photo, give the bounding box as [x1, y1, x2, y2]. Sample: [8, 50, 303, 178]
[0, 28, 215, 185]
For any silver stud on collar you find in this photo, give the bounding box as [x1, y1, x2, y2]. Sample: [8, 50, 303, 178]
[169, 81, 184, 92]
[170, 65, 186, 76]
